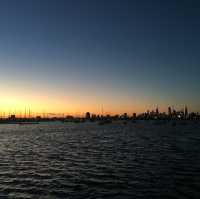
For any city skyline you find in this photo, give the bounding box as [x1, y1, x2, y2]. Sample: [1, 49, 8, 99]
[0, 104, 195, 118]
[0, 0, 200, 114]
[1, 104, 200, 124]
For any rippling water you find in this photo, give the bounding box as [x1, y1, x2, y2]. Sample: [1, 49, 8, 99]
[0, 121, 200, 198]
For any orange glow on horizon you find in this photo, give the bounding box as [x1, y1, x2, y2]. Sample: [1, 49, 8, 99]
[0, 86, 195, 117]
[0, 94, 146, 117]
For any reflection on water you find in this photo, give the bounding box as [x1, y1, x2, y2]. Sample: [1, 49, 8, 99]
[0, 121, 199, 198]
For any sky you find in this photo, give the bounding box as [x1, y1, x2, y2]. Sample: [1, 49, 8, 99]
[0, 0, 200, 115]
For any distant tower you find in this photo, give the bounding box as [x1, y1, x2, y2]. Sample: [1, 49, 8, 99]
[85, 112, 91, 120]
[184, 106, 188, 118]
[168, 106, 172, 116]
[156, 106, 159, 115]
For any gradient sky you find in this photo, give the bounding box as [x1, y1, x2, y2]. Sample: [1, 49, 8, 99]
[0, 0, 200, 115]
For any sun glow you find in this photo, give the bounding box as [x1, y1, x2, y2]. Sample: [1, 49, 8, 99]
[0, 84, 154, 117]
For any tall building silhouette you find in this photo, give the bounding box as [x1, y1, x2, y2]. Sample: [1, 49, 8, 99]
[184, 106, 188, 118]
[85, 112, 91, 120]
[168, 106, 172, 116]
[156, 106, 159, 115]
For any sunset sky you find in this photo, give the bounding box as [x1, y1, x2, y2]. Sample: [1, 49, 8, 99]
[0, 0, 200, 115]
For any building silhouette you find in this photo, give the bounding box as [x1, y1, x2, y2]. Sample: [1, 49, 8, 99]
[85, 112, 91, 120]
[168, 106, 172, 116]
[185, 106, 188, 118]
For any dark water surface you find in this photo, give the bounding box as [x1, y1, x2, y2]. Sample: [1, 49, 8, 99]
[0, 121, 200, 198]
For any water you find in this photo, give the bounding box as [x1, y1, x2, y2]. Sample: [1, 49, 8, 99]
[0, 121, 199, 198]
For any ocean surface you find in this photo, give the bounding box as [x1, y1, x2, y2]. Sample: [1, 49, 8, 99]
[0, 121, 199, 199]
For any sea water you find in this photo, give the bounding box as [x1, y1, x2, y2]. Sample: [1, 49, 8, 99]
[0, 121, 199, 198]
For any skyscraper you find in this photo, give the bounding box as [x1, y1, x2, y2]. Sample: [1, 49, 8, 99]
[156, 106, 159, 115]
[184, 106, 188, 118]
[85, 112, 91, 120]
[168, 106, 172, 116]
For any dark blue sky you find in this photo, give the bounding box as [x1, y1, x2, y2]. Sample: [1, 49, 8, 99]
[0, 0, 200, 113]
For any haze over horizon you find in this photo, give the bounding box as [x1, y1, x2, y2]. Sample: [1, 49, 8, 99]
[0, 0, 200, 115]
